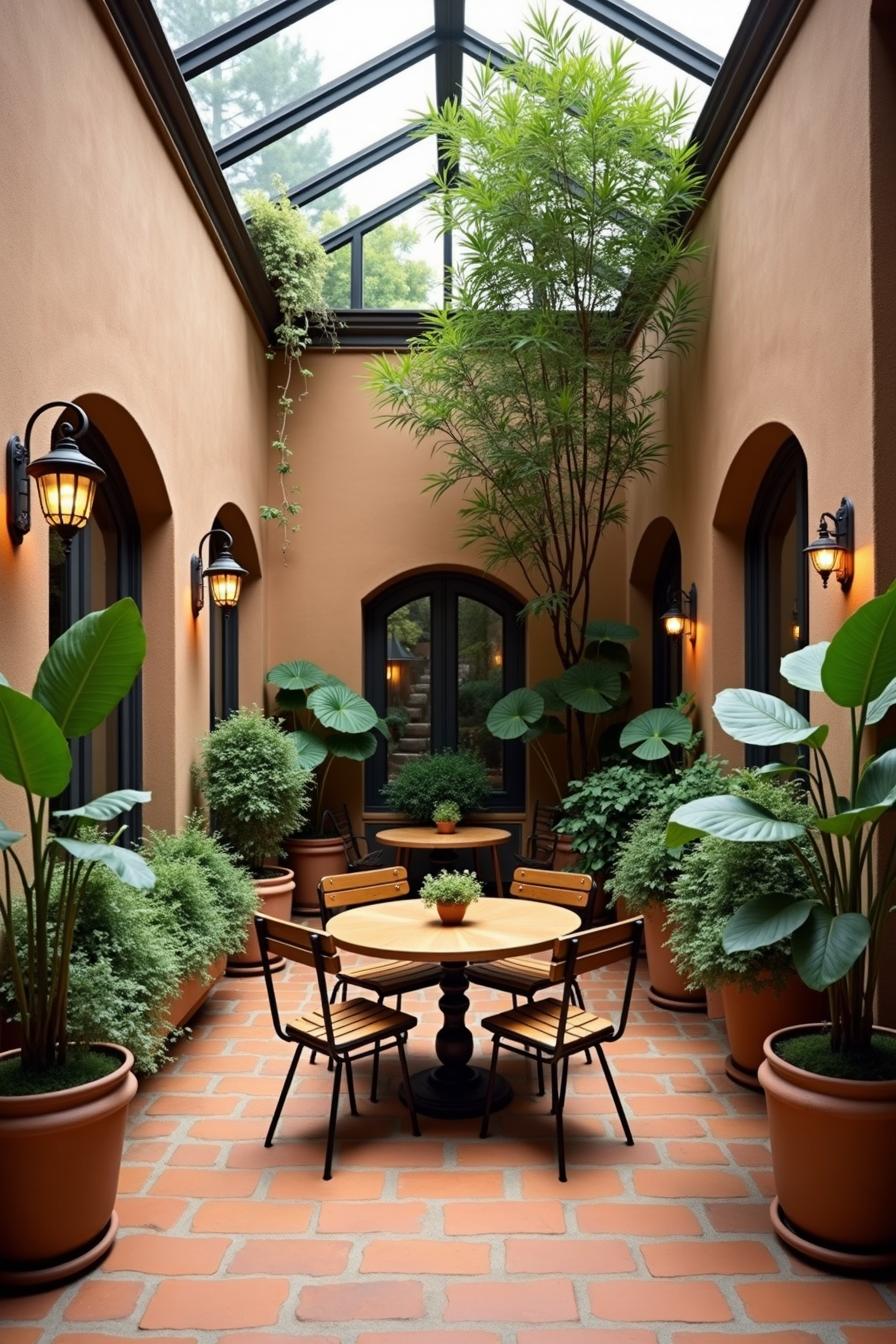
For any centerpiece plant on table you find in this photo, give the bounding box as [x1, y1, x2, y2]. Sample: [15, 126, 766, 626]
[666, 583, 896, 1270]
[433, 800, 462, 834]
[421, 869, 483, 926]
[0, 598, 153, 1287]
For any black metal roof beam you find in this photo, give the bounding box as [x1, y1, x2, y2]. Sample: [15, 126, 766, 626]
[563, 0, 721, 84]
[461, 29, 511, 71]
[176, 0, 338, 80]
[320, 181, 436, 252]
[434, 0, 465, 108]
[215, 27, 438, 168]
[286, 126, 425, 208]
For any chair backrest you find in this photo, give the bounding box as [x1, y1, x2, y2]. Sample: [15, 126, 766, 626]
[255, 913, 342, 1046]
[318, 866, 410, 925]
[528, 802, 559, 862]
[547, 917, 643, 1045]
[511, 867, 598, 923]
[321, 804, 362, 865]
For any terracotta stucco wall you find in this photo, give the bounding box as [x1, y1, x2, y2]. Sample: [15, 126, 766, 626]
[0, 0, 270, 833]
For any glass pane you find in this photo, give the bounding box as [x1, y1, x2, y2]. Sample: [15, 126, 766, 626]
[155, 0, 261, 49]
[457, 597, 503, 787]
[322, 242, 351, 308]
[385, 598, 431, 783]
[630, 1, 751, 56]
[313, 134, 436, 220]
[362, 199, 442, 308]
[87, 499, 120, 796]
[767, 477, 801, 759]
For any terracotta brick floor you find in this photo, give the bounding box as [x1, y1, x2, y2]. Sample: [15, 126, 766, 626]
[3, 959, 895, 1343]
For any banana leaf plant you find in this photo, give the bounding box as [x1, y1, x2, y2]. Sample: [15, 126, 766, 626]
[0, 598, 153, 1077]
[666, 584, 896, 1057]
[486, 619, 637, 795]
[266, 660, 382, 832]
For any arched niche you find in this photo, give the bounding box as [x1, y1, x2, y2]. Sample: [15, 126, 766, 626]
[629, 517, 682, 709]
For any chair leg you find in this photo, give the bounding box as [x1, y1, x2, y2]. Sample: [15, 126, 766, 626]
[597, 1043, 633, 1145]
[265, 1044, 302, 1149]
[345, 1057, 359, 1116]
[535, 1048, 545, 1097]
[479, 1039, 501, 1139]
[323, 1058, 343, 1181]
[370, 1043, 380, 1102]
[395, 1035, 421, 1137]
[554, 1056, 570, 1182]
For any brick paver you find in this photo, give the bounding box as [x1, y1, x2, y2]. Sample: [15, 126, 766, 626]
[2, 960, 894, 1342]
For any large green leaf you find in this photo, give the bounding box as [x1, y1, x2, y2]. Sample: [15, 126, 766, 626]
[0, 673, 8, 686]
[54, 789, 151, 822]
[555, 660, 622, 715]
[821, 585, 896, 708]
[780, 642, 829, 692]
[713, 688, 823, 747]
[487, 688, 544, 740]
[0, 685, 71, 797]
[266, 659, 326, 692]
[307, 682, 377, 734]
[867, 676, 896, 726]
[723, 894, 817, 953]
[326, 730, 378, 761]
[54, 836, 155, 891]
[534, 679, 565, 714]
[815, 747, 896, 835]
[288, 729, 328, 770]
[792, 907, 871, 990]
[0, 822, 24, 850]
[584, 619, 638, 644]
[620, 707, 692, 761]
[33, 598, 146, 739]
[667, 795, 806, 847]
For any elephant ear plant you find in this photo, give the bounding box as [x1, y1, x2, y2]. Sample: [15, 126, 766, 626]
[0, 598, 153, 1088]
[667, 584, 896, 1071]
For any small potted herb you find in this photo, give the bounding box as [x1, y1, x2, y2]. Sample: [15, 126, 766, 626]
[433, 800, 462, 834]
[421, 870, 483, 925]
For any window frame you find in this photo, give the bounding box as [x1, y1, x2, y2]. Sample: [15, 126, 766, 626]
[651, 530, 683, 707]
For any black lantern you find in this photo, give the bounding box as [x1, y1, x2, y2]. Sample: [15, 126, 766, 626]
[804, 498, 854, 591]
[660, 582, 697, 645]
[191, 529, 248, 617]
[6, 401, 105, 551]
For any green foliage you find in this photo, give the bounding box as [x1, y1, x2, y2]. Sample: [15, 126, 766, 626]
[198, 707, 313, 872]
[0, 1049, 118, 1096]
[620, 706, 694, 763]
[383, 749, 491, 822]
[609, 758, 728, 914]
[433, 800, 462, 824]
[666, 582, 896, 1059]
[322, 210, 437, 309]
[776, 1031, 896, 1082]
[667, 773, 816, 991]
[420, 869, 483, 907]
[457, 675, 502, 724]
[369, 11, 705, 681]
[559, 764, 670, 878]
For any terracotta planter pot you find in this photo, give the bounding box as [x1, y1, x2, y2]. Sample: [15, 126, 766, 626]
[285, 835, 346, 915]
[760, 1024, 896, 1272]
[705, 987, 726, 1020]
[0, 1043, 136, 1287]
[436, 821, 457, 835]
[437, 901, 467, 925]
[163, 955, 227, 1031]
[721, 973, 824, 1090]
[642, 902, 705, 1012]
[227, 867, 294, 978]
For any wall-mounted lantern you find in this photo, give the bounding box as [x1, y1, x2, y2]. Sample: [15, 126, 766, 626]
[660, 582, 697, 645]
[386, 634, 416, 689]
[191, 528, 247, 618]
[6, 401, 105, 551]
[804, 497, 854, 591]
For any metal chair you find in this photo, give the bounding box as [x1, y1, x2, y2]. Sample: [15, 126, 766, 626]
[318, 867, 441, 1098]
[321, 804, 386, 872]
[513, 801, 560, 870]
[480, 917, 643, 1181]
[256, 913, 421, 1180]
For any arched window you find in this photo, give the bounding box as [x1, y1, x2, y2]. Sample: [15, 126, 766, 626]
[652, 531, 683, 706]
[745, 437, 809, 765]
[364, 572, 525, 810]
[209, 516, 240, 727]
[49, 428, 142, 841]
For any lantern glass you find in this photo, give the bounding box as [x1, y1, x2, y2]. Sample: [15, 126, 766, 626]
[808, 544, 841, 578]
[663, 612, 686, 637]
[35, 470, 97, 531]
[209, 570, 242, 608]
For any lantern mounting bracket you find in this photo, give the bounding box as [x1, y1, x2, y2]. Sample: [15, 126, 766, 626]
[6, 400, 91, 547]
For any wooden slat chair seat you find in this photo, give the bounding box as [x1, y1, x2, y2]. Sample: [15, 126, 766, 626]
[321, 804, 386, 872]
[513, 801, 560, 870]
[256, 914, 422, 1180]
[480, 917, 644, 1181]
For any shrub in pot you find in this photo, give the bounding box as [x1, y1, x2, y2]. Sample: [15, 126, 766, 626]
[433, 800, 462, 834]
[667, 585, 896, 1270]
[609, 757, 728, 1011]
[559, 763, 669, 912]
[0, 598, 153, 1286]
[383, 749, 490, 823]
[421, 869, 483, 925]
[198, 707, 312, 974]
[666, 771, 823, 1088]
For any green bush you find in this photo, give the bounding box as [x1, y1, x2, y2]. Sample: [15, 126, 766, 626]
[559, 765, 670, 877]
[383, 749, 490, 822]
[198, 706, 313, 872]
[666, 773, 817, 990]
[608, 757, 728, 914]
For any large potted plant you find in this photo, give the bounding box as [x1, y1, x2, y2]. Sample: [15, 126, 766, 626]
[198, 707, 312, 974]
[0, 597, 153, 1287]
[609, 757, 728, 1010]
[667, 771, 823, 1088]
[667, 585, 896, 1270]
[383, 749, 490, 823]
[266, 660, 380, 911]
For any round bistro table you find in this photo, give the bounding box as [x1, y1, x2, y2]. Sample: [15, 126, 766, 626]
[375, 826, 511, 897]
[326, 897, 581, 1118]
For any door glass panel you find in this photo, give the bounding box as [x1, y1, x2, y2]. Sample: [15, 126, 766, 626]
[766, 477, 800, 763]
[457, 596, 503, 786]
[385, 597, 431, 783]
[87, 497, 120, 798]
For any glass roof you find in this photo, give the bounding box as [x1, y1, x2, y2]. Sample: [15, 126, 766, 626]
[156, 0, 753, 309]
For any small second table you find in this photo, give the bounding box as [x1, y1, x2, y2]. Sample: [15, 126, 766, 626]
[376, 825, 511, 896]
[327, 896, 581, 1118]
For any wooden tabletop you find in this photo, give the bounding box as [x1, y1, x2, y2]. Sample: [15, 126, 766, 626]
[375, 826, 511, 850]
[326, 896, 581, 964]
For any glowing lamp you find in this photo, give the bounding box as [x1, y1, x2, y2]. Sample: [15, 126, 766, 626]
[805, 499, 853, 591]
[659, 583, 697, 646]
[191, 529, 248, 617]
[6, 401, 104, 550]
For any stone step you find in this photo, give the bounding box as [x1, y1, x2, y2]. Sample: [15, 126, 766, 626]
[407, 693, 429, 708]
[396, 737, 430, 754]
[405, 722, 431, 737]
[389, 751, 430, 768]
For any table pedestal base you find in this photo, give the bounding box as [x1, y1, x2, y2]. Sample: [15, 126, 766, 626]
[401, 1065, 512, 1119]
